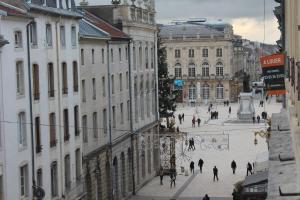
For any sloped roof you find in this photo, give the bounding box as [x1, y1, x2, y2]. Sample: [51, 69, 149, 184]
[0, 0, 29, 17]
[27, 3, 82, 18]
[79, 19, 110, 39]
[159, 23, 225, 39]
[83, 10, 129, 40]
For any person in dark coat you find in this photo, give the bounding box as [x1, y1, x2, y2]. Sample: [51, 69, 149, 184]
[190, 161, 195, 174]
[213, 166, 219, 181]
[182, 113, 185, 121]
[229, 106, 231, 114]
[197, 118, 201, 127]
[159, 166, 164, 185]
[202, 194, 210, 200]
[252, 116, 255, 123]
[247, 162, 253, 176]
[231, 160, 237, 174]
[257, 115, 260, 123]
[191, 138, 195, 150]
[192, 116, 196, 127]
[178, 114, 182, 124]
[170, 168, 176, 187]
[198, 158, 204, 173]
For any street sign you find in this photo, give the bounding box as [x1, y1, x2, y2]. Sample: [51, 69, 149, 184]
[260, 54, 286, 95]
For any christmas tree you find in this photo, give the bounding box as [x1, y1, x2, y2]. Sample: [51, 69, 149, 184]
[158, 34, 178, 128]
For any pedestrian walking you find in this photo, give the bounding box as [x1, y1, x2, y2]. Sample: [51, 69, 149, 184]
[252, 116, 255, 123]
[159, 166, 164, 185]
[190, 161, 195, 174]
[229, 106, 231, 115]
[257, 115, 260, 123]
[198, 158, 204, 173]
[182, 113, 185, 121]
[177, 126, 180, 132]
[231, 160, 237, 174]
[188, 139, 192, 151]
[232, 189, 238, 200]
[213, 166, 219, 181]
[170, 168, 176, 187]
[192, 116, 196, 127]
[202, 194, 210, 200]
[178, 114, 182, 124]
[197, 118, 201, 127]
[247, 162, 253, 176]
[191, 138, 195, 150]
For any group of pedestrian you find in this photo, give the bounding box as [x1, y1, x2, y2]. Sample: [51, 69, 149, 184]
[252, 115, 261, 124]
[178, 113, 185, 124]
[192, 116, 201, 127]
[223, 100, 230, 106]
[210, 111, 219, 119]
[259, 100, 264, 107]
[188, 138, 195, 151]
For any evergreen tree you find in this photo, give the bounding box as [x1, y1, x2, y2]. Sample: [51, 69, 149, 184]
[158, 35, 178, 128]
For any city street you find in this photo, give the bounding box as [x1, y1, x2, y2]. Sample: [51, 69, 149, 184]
[130, 96, 282, 200]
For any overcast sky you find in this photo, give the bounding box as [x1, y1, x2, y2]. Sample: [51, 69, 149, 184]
[77, 0, 280, 44]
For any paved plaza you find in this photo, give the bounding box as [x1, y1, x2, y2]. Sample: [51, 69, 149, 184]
[129, 96, 282, 200]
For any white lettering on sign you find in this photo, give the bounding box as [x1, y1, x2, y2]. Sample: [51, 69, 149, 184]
[263, 57, 282, 65]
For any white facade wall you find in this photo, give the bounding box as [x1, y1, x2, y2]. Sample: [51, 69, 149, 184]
[0, 15, 33, 200]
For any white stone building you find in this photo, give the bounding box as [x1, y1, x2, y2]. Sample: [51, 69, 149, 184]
[0, 0, 85, 199]
[159, 20, 235, 103]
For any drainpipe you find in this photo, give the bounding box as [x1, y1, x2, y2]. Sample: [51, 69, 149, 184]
[106, 40, 114, 199]
[282, 0, 286, 109]
[127, 39, 136, 195]
[26, 20, 36, 199]
[55, 19, 65, 198]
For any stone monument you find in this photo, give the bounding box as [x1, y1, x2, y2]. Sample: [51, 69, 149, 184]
[237, 92, 255, 120]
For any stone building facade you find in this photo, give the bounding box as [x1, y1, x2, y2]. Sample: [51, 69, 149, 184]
[159, 21, 234, 103]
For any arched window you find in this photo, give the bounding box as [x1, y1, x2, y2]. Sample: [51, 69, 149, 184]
[113, 157, 119, 199]
[121, 152, 126, 197]
[174, 63, 182, 78]
[202, 62, 209, 77]
[216, 83, 224, 99]
[202, 83, 210, 100]
[188, 63, 196, 77]
[188, 84, 196, 101]
[216, 62, 224, 76]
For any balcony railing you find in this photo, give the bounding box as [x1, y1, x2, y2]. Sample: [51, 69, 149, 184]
[73, 85, 79, 92]
[50, 139, 57, 148]
[36, 145, 42, 153]
[62, 87, 68, 95]
[64, 134, 70, 142]
[48, 90, 55, 98]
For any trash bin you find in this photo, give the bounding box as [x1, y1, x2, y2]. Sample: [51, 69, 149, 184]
[181, 166, 184, 173]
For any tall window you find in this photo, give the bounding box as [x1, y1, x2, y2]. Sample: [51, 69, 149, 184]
[140, 78, 144, 120]
[126, 71, 129, 89]
[216, 62, 224, 76]
[102, 48, 105, 64]
[216, 83, 224, 99]
[92, 78, 96, 100]
[82, 115, 88, 143]
[60, 26, 66, 47]
[125, 47, 128, 60]
[74, 106, 79, 136]
[62, 63, 68, 94]
[64, 154, 71, 190]
[175, 49, 180, 58]
[120, 103, 124, 124]
[112, 106, 116, 128]
[33, 64, 39, 100]
[48, 63, 55, 97]
[202, 84, 210, 100]
[145, 47, 148, 69]
[139, 47, 142, 69]
[73, 61, 78, 92]
[202, 48, 208, 57]
[30, 22, 37, 46]
[51, 162, 58, 197]
[102, 76, 106, 97]
[216, 48, 222, 57]
[35, 117, 41, 153]
[133, 46, 136, 70]
[134, 77, 138, 122]
[188, 85, 196, 101]
[103, 109, 107, 134]
[202, 62, 209, 77]
[46, 24, 52, 46]
[188, 64, 196, 77]
[119, 48, 122, 61]
[111, 49, 114, 63]
[93, 112, 98, 138]
[92, 49, 95, 64]
[20, 165, 28, 198]
[49, 113, 56, 148]
[16, 61, 25, 96]
[14, 31, 22, 48]
[174, 64, 182, 78]
[111, 74, 115, 94]
[18, 112, 27, 148]
[71, 26, 76, 46]
[82, 79, 86, 102]
[151, 47, 154, 68]
[119, 73, 123, 92]
[189, 49, 194, 58]
[63, 109, 69, 141]
[127, 100, 130, 121]
[75, 149, 81, 180]
[37, 169, 43, 187]
[81, 49, 84, 65]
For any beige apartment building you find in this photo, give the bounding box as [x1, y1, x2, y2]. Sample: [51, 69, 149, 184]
[159, 21, 235, 104]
